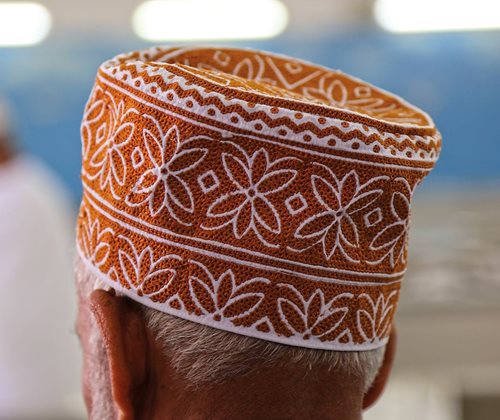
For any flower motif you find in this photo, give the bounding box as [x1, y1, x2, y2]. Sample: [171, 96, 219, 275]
[117, 236, 181, 299]
[205, 148, 297, 247]
[369, 179, 412, 268]
[303, 76, 348, 107]
[300, 75, 423, 123]
[88, 92, 138, 198]
[294, 167, 388, 262]
[126, 117, 207, 224]
[81, 85, 106, 161]
[277, 284, 353, 339]
[188, 260, 270, 321]
[356, 291, 398, 343]
[79, 209, 114, 268]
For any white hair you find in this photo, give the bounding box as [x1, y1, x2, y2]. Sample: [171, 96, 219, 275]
[76, 258, 385, 393]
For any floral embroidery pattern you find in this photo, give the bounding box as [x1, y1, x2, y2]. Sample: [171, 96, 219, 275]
[293, 166, 388, 262]
[126, 117, 207, 223]
[357, 291, 398, 343]
[188, 260, 270, 321]
[81, 85, 106, 161]
[278, 284, 353, 340]
[88, 92, 138, 199]
[301, 75, 421, 123]
[157, 48, 431, 125]
[369, 178, 413, 268]
[78, 208, 114, 268]
[117, 235, 182, 299]
[78, 46, 440, 350]
[303, 75, 350, 107]
[204, 147, 297, 247]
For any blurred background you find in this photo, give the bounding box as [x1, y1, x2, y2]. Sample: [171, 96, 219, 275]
[0, 0, 498, 418]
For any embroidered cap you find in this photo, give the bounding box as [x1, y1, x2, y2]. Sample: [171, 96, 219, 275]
[77, 46, 441, 351]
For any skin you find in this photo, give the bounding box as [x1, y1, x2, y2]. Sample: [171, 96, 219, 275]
[0, 134, 14, 164]
[76, 288, 396, 420]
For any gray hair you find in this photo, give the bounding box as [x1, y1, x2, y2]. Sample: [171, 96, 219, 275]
[76, 258, 385, 393]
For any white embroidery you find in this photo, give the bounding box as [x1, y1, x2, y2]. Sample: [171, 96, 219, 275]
[131, 147, 145, 169]
[76, 46, 438, 351]
[166, 294, 186, 311]
[188, 260, 270, 320]
[285, 192, 308, 215]
[97, 74, 439, 167]
[265, 56, 322, 92]
[303, 76, 349, 107]
[357, 291, 397, 343]
[79, 209, 114, 268]
[302, 75, 414, 122]
[198, 170, 220, 193]
[284, 60, 303, 75]
[368, 178, 413, 268]
[251, 316, 275, 334]
[117, 235, 181, 298]
[364, 208, 383, 228]
[292, 166, 388, 262]
[87, 91, 139, 199]
[125, 118, 207, 223]
[213, 50, 231, 67]
[204, 147, 297, 247]
[277, 284, 353, 339]
[81, 85, 106, 161]
[332, 329, 355, 346]
[84, 183, 405, 286]
[161, 48, 430, 125]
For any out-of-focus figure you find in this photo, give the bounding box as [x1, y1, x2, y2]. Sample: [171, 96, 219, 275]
[0, 100, 82, 419]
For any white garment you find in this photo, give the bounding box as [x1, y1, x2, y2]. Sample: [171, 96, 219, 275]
[0, 156, 83, 418]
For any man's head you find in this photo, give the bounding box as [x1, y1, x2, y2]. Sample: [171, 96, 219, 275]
[76, 46, 439, 419]
[75, 257, 396, 419]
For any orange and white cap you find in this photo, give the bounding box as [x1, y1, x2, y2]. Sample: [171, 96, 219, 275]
[77, 46, 441, 350]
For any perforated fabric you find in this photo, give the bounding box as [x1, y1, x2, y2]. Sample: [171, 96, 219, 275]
[76, 46, 441, 350]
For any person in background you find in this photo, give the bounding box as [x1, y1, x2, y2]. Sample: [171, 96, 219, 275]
[0, 100, 82, 419]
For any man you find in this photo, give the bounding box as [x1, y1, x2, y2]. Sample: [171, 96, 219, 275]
[75, 46, 441, 419]
[0, 106, 13, 164]
[0, 100, 81, 418]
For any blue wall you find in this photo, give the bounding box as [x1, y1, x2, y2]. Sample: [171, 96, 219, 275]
[1, 28, 499, 202]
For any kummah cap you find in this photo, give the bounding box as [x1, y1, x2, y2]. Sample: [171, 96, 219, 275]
[77, 46, 441, 351]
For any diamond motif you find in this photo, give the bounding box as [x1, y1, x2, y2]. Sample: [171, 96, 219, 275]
[354, 86, 371, 98]
[285, 61, 303, 74]
[285, 193, 308, 215]
[364, 208, 382, 228]
[131, 147, 144, 169]
[198, 170, 220, 193]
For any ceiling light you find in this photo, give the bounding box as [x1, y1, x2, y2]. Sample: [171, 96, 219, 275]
[132, 0, 289, 41]
[374, 0, 500, 33]
[0, 2, 51, 47]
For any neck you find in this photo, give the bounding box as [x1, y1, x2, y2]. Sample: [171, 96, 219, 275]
[148, 358, 364, 420]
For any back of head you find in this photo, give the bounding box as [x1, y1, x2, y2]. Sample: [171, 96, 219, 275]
[75, 46, 440, 419]
[141, 304, 384, 390]
[76, 258, 385, 419]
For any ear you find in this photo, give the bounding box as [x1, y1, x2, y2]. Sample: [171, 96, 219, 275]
[362, 326, 397, 410]
[89, 289, 149, 420]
